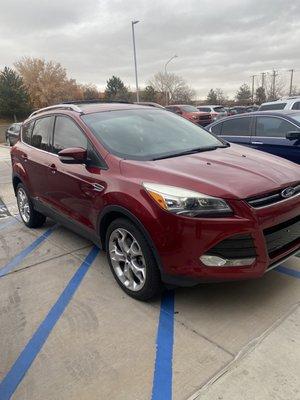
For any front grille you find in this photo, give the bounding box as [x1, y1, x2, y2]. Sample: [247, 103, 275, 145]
[247, 183, 300, 208]
[199, 115, 211, 120]
[208, 234, 256, 259]
[264, 216, 300, 258]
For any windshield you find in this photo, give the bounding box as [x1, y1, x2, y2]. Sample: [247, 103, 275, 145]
[181, 105, 199, 112]
[82, 109, 224, 160]
[259, 103, 287, 111]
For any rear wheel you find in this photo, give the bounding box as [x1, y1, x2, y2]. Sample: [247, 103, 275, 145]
[106, 218, 162, 301]
[16, 183, 46, 228]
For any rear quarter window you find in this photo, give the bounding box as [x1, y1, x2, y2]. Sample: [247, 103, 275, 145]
[22, 121, 34, 145]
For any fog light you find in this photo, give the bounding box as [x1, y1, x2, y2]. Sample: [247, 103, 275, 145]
[200, 255, 255, 267]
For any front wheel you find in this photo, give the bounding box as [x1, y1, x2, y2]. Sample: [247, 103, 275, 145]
[106, 218, 162, 301]
[16, 183, 46, 228]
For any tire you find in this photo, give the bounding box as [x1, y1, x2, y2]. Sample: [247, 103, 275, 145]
[106, 218, 162, 301]
[16, 183, 46, 228]
[6, 135, 11, 146]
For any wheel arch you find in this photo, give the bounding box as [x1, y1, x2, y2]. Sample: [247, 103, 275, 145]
[98, 205, 163, 273]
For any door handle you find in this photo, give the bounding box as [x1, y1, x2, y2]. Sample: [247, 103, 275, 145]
[49, 163, 57, 174]
[251, 141, 263, 145]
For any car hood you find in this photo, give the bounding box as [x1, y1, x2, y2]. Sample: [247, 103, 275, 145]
[121, 144, 300, 200]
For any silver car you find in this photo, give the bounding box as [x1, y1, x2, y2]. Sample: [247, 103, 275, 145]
[196, 105, 227, 121]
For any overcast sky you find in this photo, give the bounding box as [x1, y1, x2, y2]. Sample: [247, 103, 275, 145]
[1, 0, 299, 98]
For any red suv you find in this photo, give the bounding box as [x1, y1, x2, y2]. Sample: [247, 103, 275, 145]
[11, 102, 300, 300]
[165, 104, 212, 126]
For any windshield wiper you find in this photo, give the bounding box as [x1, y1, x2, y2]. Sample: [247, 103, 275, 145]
[152, 145, 226, 161]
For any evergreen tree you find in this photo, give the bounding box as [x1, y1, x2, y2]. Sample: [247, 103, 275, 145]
[255, 86, 266, 104]
[236, 83, 252, 105]
[142, 85, 156, 102]
[0, 67, 30, 118]
[104, 76, 130, 101]
[206, 89, 218, 104]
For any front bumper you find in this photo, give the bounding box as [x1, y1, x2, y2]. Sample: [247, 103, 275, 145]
[148, 193, 300, 285]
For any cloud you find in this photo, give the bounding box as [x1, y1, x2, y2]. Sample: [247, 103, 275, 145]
[0, 0, 299, 98]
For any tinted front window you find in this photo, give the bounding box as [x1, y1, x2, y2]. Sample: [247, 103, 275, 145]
[82, 109, 224, 160]
[52, 116, 87, 154]
[259, 103, 286, 111]
[221, 117, 251, 136]
[256, 116, 299, 137]
[31, 117, 53, 150]
[211, 123, 222, 135]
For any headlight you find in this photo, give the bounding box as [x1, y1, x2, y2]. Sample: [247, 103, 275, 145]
[142, 183, 233, 217]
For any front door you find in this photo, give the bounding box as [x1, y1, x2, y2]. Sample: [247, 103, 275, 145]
[251, 116, 300, 163]
[46, 115, 107, 232]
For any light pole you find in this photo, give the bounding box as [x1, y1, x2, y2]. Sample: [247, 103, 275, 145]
[164, 55, 178, 105]
[131, 20, 139, 102]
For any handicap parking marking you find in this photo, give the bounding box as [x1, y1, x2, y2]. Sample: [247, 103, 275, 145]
[0, 217, 19, 231]
[275, 264, 300, 279]
[151, 291, 175, 400]
[0, 225, 57, 278]
[0, 246, 100, 400]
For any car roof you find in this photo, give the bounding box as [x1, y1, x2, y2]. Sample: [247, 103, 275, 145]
[207, 110, 300, 127]
[27, 102, 158, 120]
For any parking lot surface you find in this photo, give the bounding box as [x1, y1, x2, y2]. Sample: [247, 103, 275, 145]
[0, 144, 299, 400]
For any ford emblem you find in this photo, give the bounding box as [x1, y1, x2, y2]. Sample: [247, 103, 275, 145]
[281, 187, 296, 198]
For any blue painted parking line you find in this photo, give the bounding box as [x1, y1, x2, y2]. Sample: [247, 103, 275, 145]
[151, 290, 175, 400]
[276, 265, 300, 279]
[0, 225, 57, 278]
[0, 245, 100, 400]
[0, 218, 18, 231]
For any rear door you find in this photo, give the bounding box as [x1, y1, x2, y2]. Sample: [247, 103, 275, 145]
[46, 115, 107, 231]
[218, 116, 253, 146]
[21, 116, 54, 201]
[251, 116, 300, 163]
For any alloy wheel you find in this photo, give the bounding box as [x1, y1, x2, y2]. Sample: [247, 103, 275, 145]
[17, 187, 30, 223]
[109, 228, 146, 291]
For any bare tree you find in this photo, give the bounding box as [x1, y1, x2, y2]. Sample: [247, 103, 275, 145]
[149, 72, 195, 105]
[265, 73, 286, 101]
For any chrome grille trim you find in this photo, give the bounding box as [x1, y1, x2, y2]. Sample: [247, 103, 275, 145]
[247, 184, 300, 208]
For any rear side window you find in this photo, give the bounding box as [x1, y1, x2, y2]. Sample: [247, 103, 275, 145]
[31, 117, 53, 151]
[259, 103, 286, 111]
[22, 121, 34, 145]
[256, 116, 299, 137]
[52, 116, 87, 154]
[213, 107, 226, 112]
[198, 107, 211, 112]
[292, 102, 300, 110]
[211, 123, 222, 135]
[221, 117, 251, 136]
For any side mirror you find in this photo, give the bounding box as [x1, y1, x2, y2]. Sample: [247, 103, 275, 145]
[286, 131, 300, 140]
[58, 147, 87, 164]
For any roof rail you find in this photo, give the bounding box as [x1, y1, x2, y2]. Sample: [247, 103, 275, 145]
[61, 99, 133, 105]
[279, 95, 300, 100]
[29, 104, 82, 118]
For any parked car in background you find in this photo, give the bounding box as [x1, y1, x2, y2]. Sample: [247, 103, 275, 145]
[135, 102, 165, 109]
[165, 104, 212, 126]
[5, 122, 22, 146]
[196, 105, 227, 121]
[11, 102, 300, 300]
[259, 96, 300, 111]
[207, 110, 300, 164]
[230, 106, 247, 114]
[245, 105, 259, 112]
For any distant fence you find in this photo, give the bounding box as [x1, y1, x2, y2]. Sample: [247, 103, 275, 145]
[0, 125, 9, 143]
